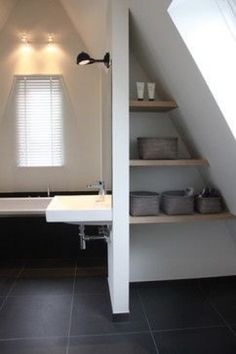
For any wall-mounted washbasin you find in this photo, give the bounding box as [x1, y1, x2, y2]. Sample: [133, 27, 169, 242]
[46, 195, 112, 224]
[0, 197, 52, 216]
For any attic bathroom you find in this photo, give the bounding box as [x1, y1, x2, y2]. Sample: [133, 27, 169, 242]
[0, 0, 236, 353]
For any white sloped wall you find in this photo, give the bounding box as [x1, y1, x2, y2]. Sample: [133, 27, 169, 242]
[129, 0, 236, 281]
[129, 0, 236, 213]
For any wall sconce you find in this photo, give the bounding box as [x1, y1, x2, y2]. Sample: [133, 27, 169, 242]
[76, 52, 111, 68]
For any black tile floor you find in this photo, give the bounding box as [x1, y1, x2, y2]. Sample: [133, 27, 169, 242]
[0, 260, 235, 353]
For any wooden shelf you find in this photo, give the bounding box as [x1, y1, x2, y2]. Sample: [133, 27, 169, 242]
[130, 159, 209, 167]
[130, 100, 177, 112]
[130, 212, 235, 224]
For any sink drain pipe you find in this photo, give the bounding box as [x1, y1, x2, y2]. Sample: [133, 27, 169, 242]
[78, 224, 111, 250]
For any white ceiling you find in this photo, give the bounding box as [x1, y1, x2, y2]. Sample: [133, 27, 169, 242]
[0, 0, 18, 32]
[60, 0, 109, 57]
[0, 0, 108, 56]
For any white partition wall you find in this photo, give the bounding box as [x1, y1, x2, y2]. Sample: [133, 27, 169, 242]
[107, 0, 130, 314]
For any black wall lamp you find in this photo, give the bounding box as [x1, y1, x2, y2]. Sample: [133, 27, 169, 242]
[77, 52, 111, 68]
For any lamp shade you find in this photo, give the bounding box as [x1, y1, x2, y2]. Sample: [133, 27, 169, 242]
[77, 52, 94, 65]
[76, 51, 110, 68]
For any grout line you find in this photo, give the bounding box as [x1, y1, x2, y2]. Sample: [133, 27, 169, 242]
[65, 261, 78, 354]
[152, 324, 227, 334]
[0, 330, 152, 342]
[206, 301, 236, 338]
[137, 290, 160, 354]
[69, 330, 151, 339]
[198, 280, 236, 338]
[0, 335, 68, 342]
[0, 265, 25, 313]
[6, 294, 76, 299]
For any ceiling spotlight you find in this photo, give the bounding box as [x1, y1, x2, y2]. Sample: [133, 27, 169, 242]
[76, 52, 111, 68]
[48, 34, 54, 44]
[21, 33, 29, 45]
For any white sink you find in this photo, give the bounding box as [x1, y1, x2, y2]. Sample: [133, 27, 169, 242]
[0, 197, 52, 216]
[46, 195, 112, 224]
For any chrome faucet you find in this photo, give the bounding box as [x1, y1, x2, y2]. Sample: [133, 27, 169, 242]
[47, 184, 51, 197]
[87, 180, 106, 196]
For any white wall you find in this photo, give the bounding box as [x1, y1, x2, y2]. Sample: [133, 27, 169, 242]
[101, 2, 112, 190]
[0, 0, 17, 31]
[107, 0, 130, 314]
[0, 0, 102, 192]
[101, 67, 112, 190]
[60, 0, 108, 58]
[130, 222, 236, 281]
[128, 0, 236, 281]
[129, 0, 236, 212]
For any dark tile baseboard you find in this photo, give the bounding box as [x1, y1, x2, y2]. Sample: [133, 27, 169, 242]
[112, 313, 130, 322]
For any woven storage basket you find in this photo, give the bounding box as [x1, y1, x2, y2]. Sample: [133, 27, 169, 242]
[196, 196, 223, 214]
[138, 137, 178, 160]
[161, 191, 194, 215]
[130, 191, 160, 216]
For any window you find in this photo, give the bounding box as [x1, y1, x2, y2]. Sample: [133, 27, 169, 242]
[168, 0, 236, 138]
[15, 75, 64, 167]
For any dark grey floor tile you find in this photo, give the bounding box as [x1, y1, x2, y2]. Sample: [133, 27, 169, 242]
[71, 290, 148, 336]
[11, 268, 75, 296]
[0, 337, 67, 354]
[0, 297, 5, 307]
[200, 276, 236, 290]
[0, 278, 15, 297]
[69, 333, 157, 354]
[25, 259, 76, 269]
[132, 279, 199, 290]
[200, 276, 236, 325]
[74, 277, 108, 294]
[0, 268, 21, 278]
[76, 266, 107, 278]
[139, 283, 223, 330]
[77, 257, 107, 268]
[0, 295, 71, 339]
[0, 267, 22, 296]
[154, 326, 236, 354]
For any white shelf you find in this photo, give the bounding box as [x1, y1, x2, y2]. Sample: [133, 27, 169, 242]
[130, 100, 177, 112]
[130, 159, 209, 167]
[130, 212, 235, 224]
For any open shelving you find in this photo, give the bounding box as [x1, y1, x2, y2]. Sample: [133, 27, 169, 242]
[130, 212, 235, 224]
[130, 100, 177, 112]
[130, 159, 209, 167]
[129, 95, 235, 224]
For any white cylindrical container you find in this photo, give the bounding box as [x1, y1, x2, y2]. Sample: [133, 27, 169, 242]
[147, 82, 156, 101]
[136, 82, 145, 101]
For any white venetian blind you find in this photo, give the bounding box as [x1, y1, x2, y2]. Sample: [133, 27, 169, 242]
[15, 75, 64, 167]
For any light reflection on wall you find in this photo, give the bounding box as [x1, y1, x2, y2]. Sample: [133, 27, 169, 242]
[12, 39, 66, 75]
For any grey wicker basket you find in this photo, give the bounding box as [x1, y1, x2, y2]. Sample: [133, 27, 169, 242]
[196, 196, 223, 214]
[138, 137, 178, 160]
[130, 191, 160, 216]
[161, 191, 194, 215]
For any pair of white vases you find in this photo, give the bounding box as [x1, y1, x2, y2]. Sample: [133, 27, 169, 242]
[136, 82, 156, 101]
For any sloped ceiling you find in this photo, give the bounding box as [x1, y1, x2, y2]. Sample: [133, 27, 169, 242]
[0, 0, 18, 31]
[129, 0, 236, 213]
[0, 0, 108, 57]
[60, 0, 108, 57]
